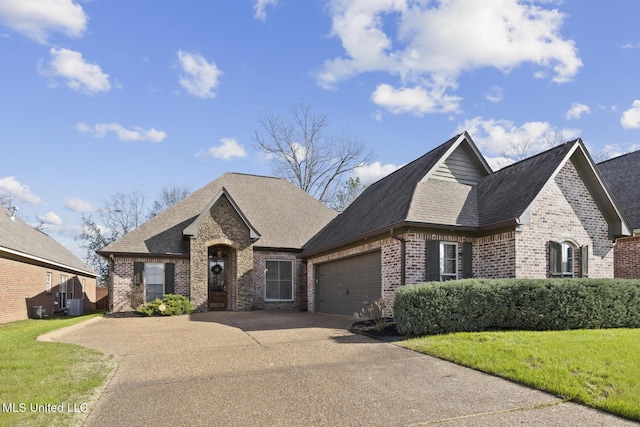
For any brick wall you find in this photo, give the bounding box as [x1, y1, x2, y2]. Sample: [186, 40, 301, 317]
[614, 236, 640, 278]
[110, 256, 189, 312]
[0, 253, 97, 324]
[476, 232, 516, 278]
[252, 250, 306, 310]
[515, 159, 613, 278]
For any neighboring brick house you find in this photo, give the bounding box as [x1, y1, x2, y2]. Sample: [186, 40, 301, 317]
[98, 173, 337, 312]
[598, 151, 640, 278]
[0, 206, 98, 324]
[302, 133, 631, 315]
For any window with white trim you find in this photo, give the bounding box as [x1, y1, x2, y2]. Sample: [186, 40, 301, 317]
[439, 242, 458, 281]
[145, 263, 164, 302]
[46, 272, 52, 293]
[265, 260, 293, 301]
[561, 242, 574, 277]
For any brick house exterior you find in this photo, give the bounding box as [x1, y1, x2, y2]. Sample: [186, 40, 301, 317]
[1, 206, 98, 323]
[302, 133, 630, 315]
[99, 173, 336, 312]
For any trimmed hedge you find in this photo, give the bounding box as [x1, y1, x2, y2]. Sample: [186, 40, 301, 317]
[394, 279, 640, 336]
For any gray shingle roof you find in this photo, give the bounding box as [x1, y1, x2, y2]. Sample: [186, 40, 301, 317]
[99, 173, 337, 255]
[598, 150, 640, 230]
[302, 135, 625, 257]
[0, 206, 96, 276]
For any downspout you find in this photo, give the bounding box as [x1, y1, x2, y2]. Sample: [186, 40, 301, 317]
[390, 228, 406, 287]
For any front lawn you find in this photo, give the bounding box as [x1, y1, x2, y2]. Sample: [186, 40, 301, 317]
[0, 315, 114, 426]
[400, 328, 640, 421]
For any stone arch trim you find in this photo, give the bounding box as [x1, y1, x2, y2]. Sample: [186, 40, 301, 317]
[205, 238, 238, 249]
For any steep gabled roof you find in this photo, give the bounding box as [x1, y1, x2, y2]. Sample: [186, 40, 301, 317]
[99, 173, 337, 256]
[0, 206, 96, 276]
[302, 133, 490, 255]
[302, 135, 631, 257]
[598, 150, 640, 230]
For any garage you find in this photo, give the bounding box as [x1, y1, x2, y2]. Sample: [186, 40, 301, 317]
[315, 251, 381, 316]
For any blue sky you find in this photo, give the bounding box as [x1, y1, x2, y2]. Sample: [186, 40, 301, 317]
[1, 0, 640, 258]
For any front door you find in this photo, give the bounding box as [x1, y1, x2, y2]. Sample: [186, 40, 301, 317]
[208, 257, 227, 310]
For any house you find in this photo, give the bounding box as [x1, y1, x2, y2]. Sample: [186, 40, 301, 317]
[302, 133, 631, 315]
[598, 151, 640, 278]
[97, 173, 337, 312]
[0, 205, 98, 323]
[101, 133, 631, 317]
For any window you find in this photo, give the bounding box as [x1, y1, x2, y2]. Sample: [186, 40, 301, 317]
[59, 276, 68, 308]
[561, 242, 574, 277]
[439, 242, 458, 281]
[46, 272, 52, 293]
[265, 260, 293, 301]
[549, 241, 575, 277]
[145, 263, 164, 302]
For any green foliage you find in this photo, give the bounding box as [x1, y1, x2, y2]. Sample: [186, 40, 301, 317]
[354, 295, 395, 332]
[401, 328, 640, 421]
[0, 314, 112, 426]
[394, 278, 640, 336]
[136, 294, 193, 316]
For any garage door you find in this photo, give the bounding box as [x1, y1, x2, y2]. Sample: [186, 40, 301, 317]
[315, 251, 381, 316]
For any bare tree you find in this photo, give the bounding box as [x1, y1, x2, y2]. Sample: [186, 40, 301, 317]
[148, 185, 191, 219]
[502, 131, 567, 163]
[0, 194, 12, 210]
[75, 190, 147, 285]
[332, 176, 367, 212]
[101, 191, 147, 241]
[253, 102, 373, 205]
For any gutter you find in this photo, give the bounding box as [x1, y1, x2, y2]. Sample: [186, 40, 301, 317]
[390, 228, 406, 287]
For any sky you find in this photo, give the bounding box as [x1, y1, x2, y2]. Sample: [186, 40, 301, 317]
[1, 0, 640, 260]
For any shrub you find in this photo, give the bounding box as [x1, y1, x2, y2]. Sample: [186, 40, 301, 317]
[354, 295, 395, 332]
[136, 294, 193, 316]
[394, 279, 640, 336]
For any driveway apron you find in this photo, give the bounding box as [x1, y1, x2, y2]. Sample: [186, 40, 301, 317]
[52, 311, 637, 426]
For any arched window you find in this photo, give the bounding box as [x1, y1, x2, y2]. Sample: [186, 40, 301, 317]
[549, 240, 576, 277]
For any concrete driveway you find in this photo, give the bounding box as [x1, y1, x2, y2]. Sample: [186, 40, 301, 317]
[50, 311, 636, 426]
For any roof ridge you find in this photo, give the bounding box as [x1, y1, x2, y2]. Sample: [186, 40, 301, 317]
[597, 148, 640, 165]
[492, 139, 578, 173]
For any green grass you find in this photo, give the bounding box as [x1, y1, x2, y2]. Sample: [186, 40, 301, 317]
[400, 328, 640, 421]
[0, 314, 114, 426]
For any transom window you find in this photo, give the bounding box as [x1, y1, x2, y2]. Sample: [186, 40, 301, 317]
[265, 260, 293, 301]
[439, 242, 458, 281]
[145, 263, 164, 302]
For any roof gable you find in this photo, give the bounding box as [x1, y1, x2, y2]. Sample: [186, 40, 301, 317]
[423, 133, 492, 185]
[182, 187, 261, 239]
[0, 206, 96, 276]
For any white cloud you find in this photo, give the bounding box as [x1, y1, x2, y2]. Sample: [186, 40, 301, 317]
[0, 0, 87, 44]
[484, 85, 504, 103]
[201, 138, 247, 160]
[177, 50, 222, 99]
[371, 83, 461, 115]
[354, 161, 401, 185]
[0, 176, 43, 205]
[64, 196, 96, 213]
[621, 100, 640, 129]
[39, 211, 62, 225]
[253, 0, 278, 21]
[319, 0, 581, 114]
[77, 122, 167, 142]
[456, 116, 580, 157]
[566, 102, 590, 120]
[40, 48, 111, 95]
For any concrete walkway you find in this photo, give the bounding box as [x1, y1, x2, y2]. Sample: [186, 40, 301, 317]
[51, 311, 637, 426]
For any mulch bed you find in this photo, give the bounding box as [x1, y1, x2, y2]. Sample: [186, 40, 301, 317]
[349, 319, 407, 342]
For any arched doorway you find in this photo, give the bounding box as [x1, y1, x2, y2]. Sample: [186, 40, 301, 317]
[208, 245, 231, 310]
